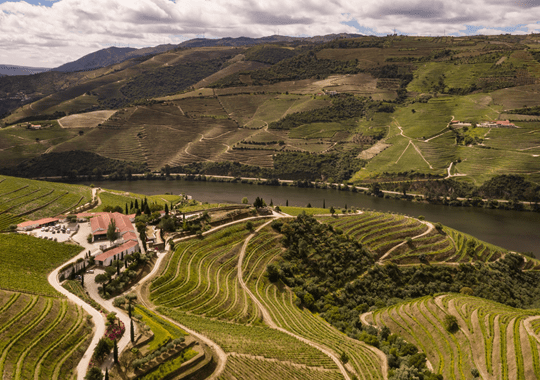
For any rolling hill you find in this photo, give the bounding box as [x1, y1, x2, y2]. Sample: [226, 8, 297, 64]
[2, 33, 540, 195]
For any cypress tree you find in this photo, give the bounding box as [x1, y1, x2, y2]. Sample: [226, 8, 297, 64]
[165, 203, 169, 216]
[286, 199, 289, 206]
[113, 339, 118, 364]
[130, 200, 134, 210]
[125, 203, 128, 214]
[104, 368, 109, 380]
[81, 273, 84, 287]
[144, 204, 151, 215]
[130, 318, 135, 343]
[323, 199, 326, 208]
[116, 261, 120, 276]
[134, 199, 139, 209]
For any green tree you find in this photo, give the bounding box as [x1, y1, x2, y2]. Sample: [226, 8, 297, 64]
[330, 206, 335, 215]
[107, 219, 118, 245]
[85, 367, 103, 380]
[444, 314, 459, 333]
[95, 274, 109, 285]
[113, 339, 118, 364]
[241, 197, 248, 204]
[93, 338, 111, 361]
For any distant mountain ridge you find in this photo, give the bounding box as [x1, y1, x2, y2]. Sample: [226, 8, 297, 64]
[177, 33, 364, 48]
[0, 65, 50, 76]
[53, 44, 177, 72]
[53, 33, 363, 73]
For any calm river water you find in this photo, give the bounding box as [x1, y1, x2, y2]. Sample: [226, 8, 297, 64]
[87, 180, 540, 256]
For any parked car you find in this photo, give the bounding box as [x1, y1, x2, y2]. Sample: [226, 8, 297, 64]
[87, 270, 94, 274]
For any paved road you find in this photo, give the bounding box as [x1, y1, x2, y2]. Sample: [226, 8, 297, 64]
[47, 252, 105, 380]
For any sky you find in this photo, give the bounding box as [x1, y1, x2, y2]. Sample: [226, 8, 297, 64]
[1, 0, 540, 68]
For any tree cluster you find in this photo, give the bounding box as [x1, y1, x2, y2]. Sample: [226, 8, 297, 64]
[210, 52, 360, 88]
[269, 95, 368, 130]
[244, 45, 298, 65]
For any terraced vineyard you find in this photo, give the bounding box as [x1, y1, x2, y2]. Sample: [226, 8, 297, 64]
[0, 175, 91, 221]
[150, 221, 267, 324]
[219, 354, 343, 380]
[0, 233, 82, 296]
[317, 213, 506, 265]
[149, 219, 386, 379]
[0, 289, 93, 380]
[159, 308, 340, 372]
[243, 227, 385, 380]
[366, 294, 540, 380]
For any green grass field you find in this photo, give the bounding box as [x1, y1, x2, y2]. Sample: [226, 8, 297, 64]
[92, 189, 182, 212]
[0, 234, 82, 297]
[279, 206, 332, 216]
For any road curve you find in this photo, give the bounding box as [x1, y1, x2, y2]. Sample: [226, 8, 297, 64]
[47, 252, 105, 380]
[378, 220, 434, 263]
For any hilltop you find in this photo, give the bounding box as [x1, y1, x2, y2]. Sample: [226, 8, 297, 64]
[2, 33, 540, 199]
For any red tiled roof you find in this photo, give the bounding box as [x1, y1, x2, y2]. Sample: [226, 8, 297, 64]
[91, 212, 135, 236]
[123, 231, 138, 242]
[95, 240, 138, 262]
[18, 217, 59, 228]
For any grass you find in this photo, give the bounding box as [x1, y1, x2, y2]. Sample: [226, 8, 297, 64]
[134, 305, 186, 351]
[279, 206, 332, 216]
[92, 189, 181, 212]
[0, 234, 82, 297]
[0, 289, 93, 380]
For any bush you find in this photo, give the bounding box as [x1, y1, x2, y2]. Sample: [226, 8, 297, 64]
[460, 287, 474, 295]
[113, 296, 126, 307]
[444, 314, 459, 333]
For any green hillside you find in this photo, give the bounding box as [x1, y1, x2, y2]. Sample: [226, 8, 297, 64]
[3, 34, 540, 196]
[366, 294, 540, 379]
[0, 175, 92, 231]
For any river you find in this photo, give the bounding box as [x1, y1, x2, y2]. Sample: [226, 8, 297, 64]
[86, 179, 540, 256]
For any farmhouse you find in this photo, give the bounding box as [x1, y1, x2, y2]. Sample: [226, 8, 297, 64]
[94, 240, 140, 266]
[479, 120, 517, 128]
[89, 212, 141, 266]
[90, 212, 136, 243]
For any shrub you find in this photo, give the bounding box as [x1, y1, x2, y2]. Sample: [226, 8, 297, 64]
[113, 296, 126, 307]
[460, 287, 474, 295]
[444, 314, 459, 333]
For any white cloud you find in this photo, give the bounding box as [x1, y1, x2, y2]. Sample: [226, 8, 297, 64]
[0, 0, 539, 67]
